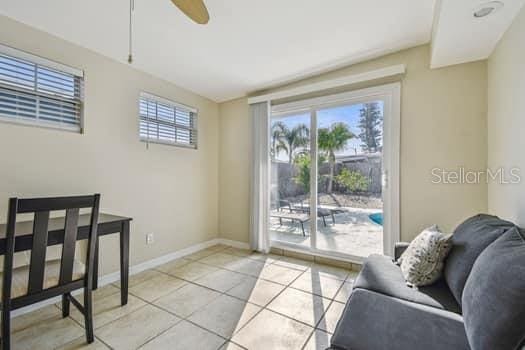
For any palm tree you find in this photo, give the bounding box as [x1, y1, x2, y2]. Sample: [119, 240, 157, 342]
[271, 122, 309, 163]
[318, 122, 355, 193]
[270, 121, 287, 161]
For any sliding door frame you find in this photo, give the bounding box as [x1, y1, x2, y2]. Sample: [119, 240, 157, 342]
[270, 82, 400, 263]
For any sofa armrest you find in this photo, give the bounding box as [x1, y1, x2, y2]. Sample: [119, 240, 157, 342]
[394, 242, 410, 260]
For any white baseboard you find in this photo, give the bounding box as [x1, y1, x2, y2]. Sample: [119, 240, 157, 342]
[12, 237, 247, 317]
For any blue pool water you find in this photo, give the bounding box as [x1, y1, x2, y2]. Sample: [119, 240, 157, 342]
[369, 213, 383, 226]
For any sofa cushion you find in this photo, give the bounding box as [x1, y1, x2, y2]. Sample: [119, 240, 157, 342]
[462, 226, 525, 350]
[444, 214, 514, 305]
[330, 288, 470, 350]
[354, 254, 460, 313]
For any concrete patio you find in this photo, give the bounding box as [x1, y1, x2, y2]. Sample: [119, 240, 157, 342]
[270, 207, 383, 258]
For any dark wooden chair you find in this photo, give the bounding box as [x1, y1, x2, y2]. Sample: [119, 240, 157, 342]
[1, 194, 101, 350]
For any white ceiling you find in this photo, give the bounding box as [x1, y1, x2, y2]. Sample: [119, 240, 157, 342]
[1, 0, 521, 102]
[0, 0, 435, 102]
[431, 0, 525, 68]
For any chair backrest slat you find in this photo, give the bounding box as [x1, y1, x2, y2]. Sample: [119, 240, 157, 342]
[2, 194, 100, 308]
[59, 208, 80, 284]
[27, 211, 50, 294]
[2, 198, 18, 308]
[17, 196, 96, 214]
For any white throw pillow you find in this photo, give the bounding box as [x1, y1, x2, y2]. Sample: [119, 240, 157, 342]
[399, 225, 452, 287]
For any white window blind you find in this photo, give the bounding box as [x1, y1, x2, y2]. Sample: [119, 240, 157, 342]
[139, 92, 198, 149]
[0, 45, 83, 132]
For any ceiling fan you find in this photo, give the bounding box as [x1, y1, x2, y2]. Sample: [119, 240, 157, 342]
[127, 0, 209, 63]
[170, 0, 210, 25]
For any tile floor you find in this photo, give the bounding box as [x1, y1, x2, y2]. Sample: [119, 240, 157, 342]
[10, 244, 358, 350]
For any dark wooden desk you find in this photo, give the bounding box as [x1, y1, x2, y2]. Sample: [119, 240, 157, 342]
[0, 213, 132, 305]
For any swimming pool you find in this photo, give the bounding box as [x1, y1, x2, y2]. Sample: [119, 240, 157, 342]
[369, 212, 383, 226]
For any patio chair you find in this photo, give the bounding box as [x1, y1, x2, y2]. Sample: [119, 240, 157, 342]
[270, 211, 310, 236]
[284, 201, 335, 226]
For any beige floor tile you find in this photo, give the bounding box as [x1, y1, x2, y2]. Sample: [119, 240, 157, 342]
[223, 247, 253, 257]
[219, 342, 245, 350]
[70, 284, 122, 307]
[169, 262, 219, 281]
[194, 268, 247, 292]
[185, 249, 219, 261]
[12, 316, 84, 350]
[317, 301, 345, 334]
[272, 256, 312, 271]
[91, 284, 122, 300]
[346, 270, 360, 282]
[226, 277, 285, 307]
[259, 264, 303, 285]
[96, 304, 180, 350]
[290, 273, 344, 299]
[334, 281, 353, 303]
[123, 269, 165, 288]
[188, 294, 261, 338]
[232, 309, 313, 350]
[55, 336, 110, 350]
[267, 288, 331, 327]
[224, 258, 268, 277]
[307, 264, 350, 281]
[153, 283, 221, 318]
[204, 244, 229, 253]
[245, 253, 281, 264]
[11, 305, 60, 333]
[303, 329, 332, 350]
[129, 273, 187, 301]
[155, 258, 192, 273]
[68, 293, 147, 329]
[139, 320, 225, 350]
[199, 252, 244, 268]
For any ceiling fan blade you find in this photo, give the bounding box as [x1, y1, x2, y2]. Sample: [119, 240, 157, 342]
[171, 0, 210, 24]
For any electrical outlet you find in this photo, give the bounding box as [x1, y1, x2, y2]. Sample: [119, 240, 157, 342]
[146, 233, 154, 245]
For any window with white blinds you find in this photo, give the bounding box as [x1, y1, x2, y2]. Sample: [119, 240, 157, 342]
[139, 92, 198, 149]
[0, 44, 83, 132]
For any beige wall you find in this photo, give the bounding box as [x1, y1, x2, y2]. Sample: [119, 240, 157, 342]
[218, 98, 251, 242]
[0, 16, 220, 275]
[487, 7, 525, 226]
[218, 45, 488, 243]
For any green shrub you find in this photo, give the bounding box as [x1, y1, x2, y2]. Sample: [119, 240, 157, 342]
[335, 168, 369, 193]
[292, 153, 327, 193]
[293, 154, 311, 192]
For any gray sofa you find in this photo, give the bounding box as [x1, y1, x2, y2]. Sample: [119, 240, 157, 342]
[329, 214, 525, 350]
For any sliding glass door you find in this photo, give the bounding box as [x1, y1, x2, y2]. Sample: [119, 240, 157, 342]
[269, 112, 312, 248]
[315, 102, 384, 258]
[268, 84, 400, 261]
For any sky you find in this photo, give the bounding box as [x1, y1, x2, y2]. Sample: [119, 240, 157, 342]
[272, 102, 383, 162]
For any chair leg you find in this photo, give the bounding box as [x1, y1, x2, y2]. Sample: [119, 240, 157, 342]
[62, 293, 70, 318]
[332, 213, 336, 224]
[83, 289, 94, 344]
[300, 222, 305, 236]
[1, 307, 10, 350]
[322, 216, 327, 227]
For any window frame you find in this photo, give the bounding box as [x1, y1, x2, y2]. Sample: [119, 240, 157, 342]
[138, 92, 198, 149]
[0, 43, 84, 133]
